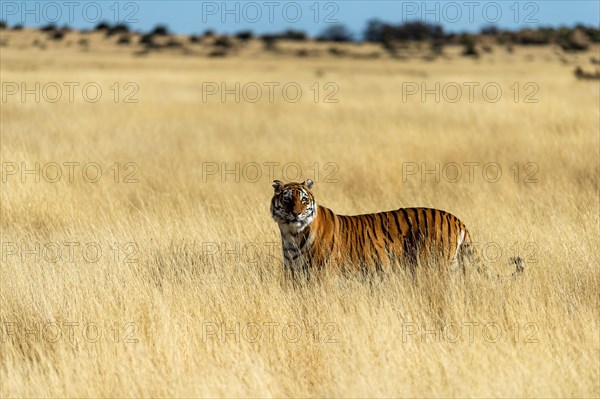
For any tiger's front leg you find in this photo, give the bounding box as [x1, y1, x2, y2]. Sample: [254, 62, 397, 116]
[284, 255, 312, 281]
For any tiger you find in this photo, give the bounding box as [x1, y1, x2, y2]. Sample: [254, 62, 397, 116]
[270, 179, 524, 278]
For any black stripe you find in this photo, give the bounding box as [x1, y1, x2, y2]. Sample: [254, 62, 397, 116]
[392, 210, 404, 238]
[400, 208, 416, 263]
[367, 214, 376, 236]
[422, 209, 429, 241]
[330, 213, 337, 252]
[379, 213, 394, 244]
[353, 216, 362, 262]
[299, 232, 309, 250]
[357, 215, 364, 247]
[365, 227, 381, 267]
[358, 215, 369, 248]
[366, 215, 375, 244]
[433, 209, 439, 243]
[323, 207, 329, 221]
[329, 208, 336, 227]
[400, 208, 412, 233]
[413, 208, 422, 242]
[349, 217, 358, 262]
[445, 213, 452, 252]
[440, 213, 448, 252]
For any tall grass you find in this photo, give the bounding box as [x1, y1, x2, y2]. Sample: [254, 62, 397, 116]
[1, 40, 598, 397]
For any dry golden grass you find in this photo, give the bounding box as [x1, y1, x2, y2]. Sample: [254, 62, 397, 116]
[0, 34, 599, 398]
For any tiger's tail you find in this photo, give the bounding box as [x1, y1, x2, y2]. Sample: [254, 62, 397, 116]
[458, 230, 525, 280]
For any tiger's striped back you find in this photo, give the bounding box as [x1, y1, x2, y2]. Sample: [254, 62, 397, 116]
[301, 206, 470, 273]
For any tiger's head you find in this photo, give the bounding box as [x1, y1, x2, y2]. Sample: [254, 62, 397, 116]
[270, 179, 316, 230]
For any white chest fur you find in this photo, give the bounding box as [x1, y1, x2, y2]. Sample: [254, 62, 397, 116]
[278, 223, 314, 267]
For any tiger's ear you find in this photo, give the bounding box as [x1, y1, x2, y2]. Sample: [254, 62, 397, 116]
[304, 179, 314, 189]
[272, 180, 284, 194]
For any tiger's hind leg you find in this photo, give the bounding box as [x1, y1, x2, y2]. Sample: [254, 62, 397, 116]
[456, 231, 485, 276]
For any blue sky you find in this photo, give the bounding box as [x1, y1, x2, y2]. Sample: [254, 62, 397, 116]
[2, 1, 599, 37]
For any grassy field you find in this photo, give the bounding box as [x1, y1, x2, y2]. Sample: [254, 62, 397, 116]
[1, 30, 599, 397]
